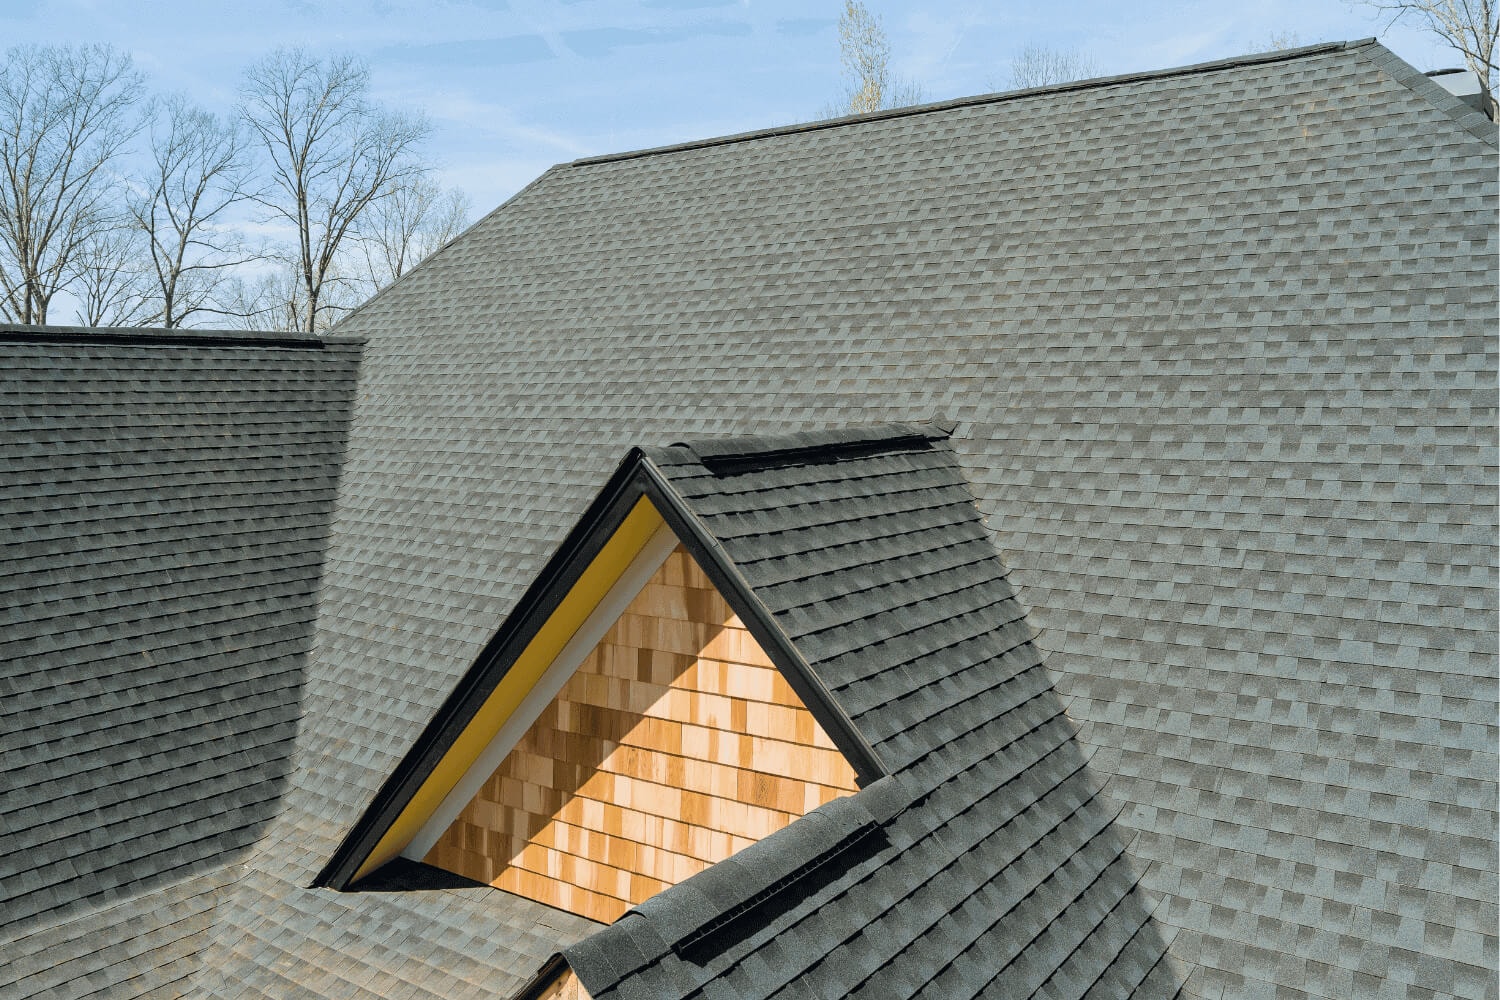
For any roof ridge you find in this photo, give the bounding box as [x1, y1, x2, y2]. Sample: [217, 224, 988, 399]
[655, 420, 954, 473]
[0, 324, 362, 350]
[567, 39, 1371, 168]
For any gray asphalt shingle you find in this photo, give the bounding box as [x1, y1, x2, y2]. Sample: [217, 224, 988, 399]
[0, 326, 362, 999]
[550, 425, 1179, 998]
[4, 36, 1495, 1000]
[266, 39, 1494, 1000]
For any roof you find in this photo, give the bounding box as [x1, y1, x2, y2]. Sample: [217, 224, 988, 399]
[303, 423, 1180, 997]
[555, 425, 1185, 998]
[286, 38, 1494, 1000]
[0, 325, 362, 998]
[3, 37, 1496, 1000]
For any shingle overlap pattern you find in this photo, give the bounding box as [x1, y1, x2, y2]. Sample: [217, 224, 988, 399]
[560, 427, 1186, 998]
[1, 328, 361, 999]
[252, 41, 1500, 1000]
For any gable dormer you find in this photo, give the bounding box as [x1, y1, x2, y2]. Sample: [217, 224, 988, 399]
[316, 441, 891, 905]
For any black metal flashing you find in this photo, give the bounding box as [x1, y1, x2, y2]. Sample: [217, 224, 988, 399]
[315, 449, 655, 890]
[0, 323, 359, 350]
[676, 421, 950, 478]
[511, 954, 571, 1000]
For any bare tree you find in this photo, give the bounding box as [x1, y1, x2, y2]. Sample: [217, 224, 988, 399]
[0, 44, 143, 324]
[1354, 0, 1497, 102]
[132, 95, 256, 327]
[828, 1, 925, 117]
[69, 220, 156, 327]
[1263, 31, 1304, 51]
[218, 263, 296, 331]
[1008, 45, 1101, 90]
[240, 48, 431, 332]
[358, 177, 470, 290]
[222, 251, 370, 333]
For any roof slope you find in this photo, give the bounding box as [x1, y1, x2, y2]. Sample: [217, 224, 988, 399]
[0, 326, 361, 999]
[196, 861, 601, 1000]
[560, 425, 1186, 998]
[224, 40, 1495, 1000]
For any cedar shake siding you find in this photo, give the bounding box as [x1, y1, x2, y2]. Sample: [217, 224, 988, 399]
[425, 545, 859, 922]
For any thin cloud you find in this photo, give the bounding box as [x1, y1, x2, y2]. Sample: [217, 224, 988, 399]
[379, 35, 556, 67]
[560, 21, 752, 60]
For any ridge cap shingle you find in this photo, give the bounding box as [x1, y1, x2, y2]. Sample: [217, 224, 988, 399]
[1352, 42, 1499, 144]
[647, 420, 954, 472]
[566, 40, 1372, 168]
[0, 323, 362, 350]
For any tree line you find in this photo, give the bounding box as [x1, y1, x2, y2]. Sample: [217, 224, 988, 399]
[0, 44, 470, 332]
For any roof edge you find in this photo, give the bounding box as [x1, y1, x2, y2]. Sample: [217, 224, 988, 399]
[567, 40, 1370, 168]
[1354, 41, 1498, 145]
[0, 323, 362, 350]
[335, 163, 568, 329]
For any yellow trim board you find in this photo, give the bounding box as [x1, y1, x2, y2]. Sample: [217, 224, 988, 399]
[351, 496, 668, 882]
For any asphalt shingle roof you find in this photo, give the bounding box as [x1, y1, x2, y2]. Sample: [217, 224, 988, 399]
[270, 39, 1495, 1000]
[0, 326, 361, 999]
[3, 37, 1495, 1000]
[559, 425, 1187, 998]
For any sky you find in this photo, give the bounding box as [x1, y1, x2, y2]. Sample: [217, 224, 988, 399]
[0, 0, 1464, 225]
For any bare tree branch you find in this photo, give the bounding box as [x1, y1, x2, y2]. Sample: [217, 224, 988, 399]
[828, 1, 925, 117]
[69, 220, 157, 327]
[1354, 0, 1498, 105]
[358, 178, 470, 290]
[132, 94, 258, 327]
[1009, 45, 1100, 90]
[0, 44, 143, 324]
[239, 47, 431, 332]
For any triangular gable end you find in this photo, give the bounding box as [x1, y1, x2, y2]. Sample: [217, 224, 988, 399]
[318, 450, 885, 892]
[422, 540, 860, 923]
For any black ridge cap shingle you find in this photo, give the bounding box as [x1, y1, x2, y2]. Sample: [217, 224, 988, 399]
[0, 321, 364, 350]
[566, 40, 1371, 168]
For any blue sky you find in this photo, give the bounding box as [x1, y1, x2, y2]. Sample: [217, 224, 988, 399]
[0, 0, 1460, 215]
